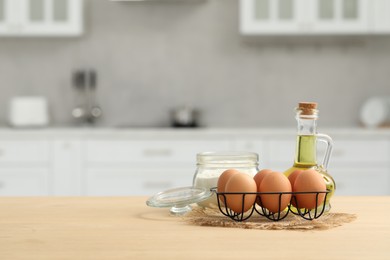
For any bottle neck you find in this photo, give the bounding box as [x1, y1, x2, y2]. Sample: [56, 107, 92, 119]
[294, 117, 317, 167]
[297, 117, 317, 135]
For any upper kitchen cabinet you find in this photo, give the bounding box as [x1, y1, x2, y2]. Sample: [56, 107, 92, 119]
[0, 0, 83, 36]
[240, 0, 390, 35]
[240, 0, 305, 34]
[310, 0, 369, 33]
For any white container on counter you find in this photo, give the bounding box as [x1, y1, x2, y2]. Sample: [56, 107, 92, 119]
[8, 96, 49, 127]
[360, 97, 390, 128]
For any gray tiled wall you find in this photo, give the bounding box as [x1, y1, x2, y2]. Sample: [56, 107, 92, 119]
[0, 0, 389, 128]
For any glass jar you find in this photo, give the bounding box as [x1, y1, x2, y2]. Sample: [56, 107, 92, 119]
[193, 151, 259, 207]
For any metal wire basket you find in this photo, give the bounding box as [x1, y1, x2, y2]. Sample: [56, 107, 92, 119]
[211, 187, 330, 222]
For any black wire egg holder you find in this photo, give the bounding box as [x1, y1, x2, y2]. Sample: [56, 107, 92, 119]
[210, 187, 330, 222]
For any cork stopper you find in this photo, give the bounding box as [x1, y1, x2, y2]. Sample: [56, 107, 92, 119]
[297, 102, 318, 116]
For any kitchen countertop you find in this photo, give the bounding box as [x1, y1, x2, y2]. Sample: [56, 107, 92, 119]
[0, 196, 389, 259]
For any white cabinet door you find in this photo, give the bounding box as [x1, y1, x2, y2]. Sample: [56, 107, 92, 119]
[310, 0, 369, 33]
[0, 0, 21, 34]
[0, 0, 83, 36]
[0, 1, 4, 27]
[0, 140, 49, 164]
[371, 0, 390, 33]
[86, 168, 194, 196]
[318, 139, 389, 167]
[51, 140, 83, 195]
[84, 138, 231, 195]
[240, 0, 307, 34]
[0, 139, 51, 195]
[0, 169, 49, 196]
[333, 168, 389, 195]
[86, 139, 231, 165]
[19, 0, 83, 36]
[240, 0, 388, 34]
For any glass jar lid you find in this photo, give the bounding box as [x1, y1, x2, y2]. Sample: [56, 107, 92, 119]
[146, 186, 212, 215]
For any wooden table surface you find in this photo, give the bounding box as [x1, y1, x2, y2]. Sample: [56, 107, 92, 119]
[0, 196, 389, 260]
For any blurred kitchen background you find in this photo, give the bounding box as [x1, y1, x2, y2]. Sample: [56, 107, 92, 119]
[1, 0, 390, 127]
[0, 0, 389, 197]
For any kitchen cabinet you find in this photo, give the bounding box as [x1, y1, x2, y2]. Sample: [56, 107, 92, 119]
[310, 0, 369, 33]
[0, 169, 49, 196]
[232, 134, 390, 196]
[240, 0, 390, 35]
[240, 0, 305, 34]
[334, 168, 389, 195]
[0, 0, 83, 36]
[51, 140, 83, 195]
[85, 138, 231, 195]
[0, 129, 388, 196]
[371, 0, 390, 33]
[323, 138, 390, 195]
[86, 168, 193, 196]
[85, 139, 231, 165]
[0, 140, 49, 164]
[0, 140, 50, 195]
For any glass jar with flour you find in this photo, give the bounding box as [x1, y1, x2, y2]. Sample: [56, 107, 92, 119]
[193, 152, 259, 207]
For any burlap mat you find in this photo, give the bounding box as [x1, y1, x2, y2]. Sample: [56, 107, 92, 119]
[184, 206, 357, 231]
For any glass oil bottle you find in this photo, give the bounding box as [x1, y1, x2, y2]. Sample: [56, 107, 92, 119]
[284, 102, 336, 212]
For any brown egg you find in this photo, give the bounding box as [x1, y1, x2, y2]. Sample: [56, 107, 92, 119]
[253, 169, 273, 206]
[259, 171, 292, 213]
[294, 169, 326, 210]
[287, 170, 303, 207]
[254, 169, 273, 188]
[217, 169, 240, 205]
[224, 173, 257, 213]
[288, 170, 303, 187]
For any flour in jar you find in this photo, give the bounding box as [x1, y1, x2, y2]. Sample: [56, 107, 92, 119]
[194, 168, 256, 207]
[193, 169, 220, 207]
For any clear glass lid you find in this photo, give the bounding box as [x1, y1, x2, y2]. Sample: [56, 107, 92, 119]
[146, 186, 212, 215]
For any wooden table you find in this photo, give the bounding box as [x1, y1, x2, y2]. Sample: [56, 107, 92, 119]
[0, 196, 389, 260]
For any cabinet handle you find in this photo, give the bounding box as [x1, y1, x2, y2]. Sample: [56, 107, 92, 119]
[0, 149, 3, 157]
[143, 181, 172, 189]
[0, 181, 4, 189]
[143, 149, 173, 157]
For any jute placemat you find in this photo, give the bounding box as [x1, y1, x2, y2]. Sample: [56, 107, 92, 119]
[184, 206, 357, 231]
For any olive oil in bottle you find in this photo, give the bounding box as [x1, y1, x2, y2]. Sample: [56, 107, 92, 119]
[284, 135, 317, 181]
[284, 102, 335, 212]
[295, 135, 317, 167]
